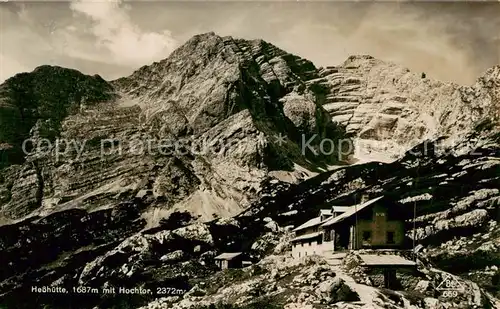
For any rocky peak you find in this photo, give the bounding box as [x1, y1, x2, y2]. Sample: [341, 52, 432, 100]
[0, 65, 116, 167]
[307, 54, 500, 162]
[112, 32, 342, 164]
[0, 33, 349, 223]
[113, 32, 318, 101]
[341, 54, 376, 68]
[473, 65, 500, 119]
[2, 32, 499, 225]
[0, 33, 500, 309]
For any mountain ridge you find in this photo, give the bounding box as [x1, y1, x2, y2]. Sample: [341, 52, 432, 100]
[0, 32, 499, 309]
[0, 32, 350, 224]
[1, 32, 499, 223]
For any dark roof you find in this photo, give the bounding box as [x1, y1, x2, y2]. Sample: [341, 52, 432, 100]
[321, 196, 384, 227]
[293, 217, 322, 232]
[291, 232, 322, 242]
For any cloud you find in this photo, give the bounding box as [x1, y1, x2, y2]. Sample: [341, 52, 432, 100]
[0, 4, 47, 82]
[0, 1, 178, 83]
[0, 1, 498, 85]
[68, 0, 178, 67]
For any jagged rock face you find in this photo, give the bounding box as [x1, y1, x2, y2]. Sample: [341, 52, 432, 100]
[0, 32, 499, 309]
[0, 66, 115, 167]
[113, 32, 320, 135]
[0, 32, 348, 223]
[113, 32, 345, 166]
[2, 32, 499, 222]
[310, 55, 500, 161]
[0, 139, 499, 309]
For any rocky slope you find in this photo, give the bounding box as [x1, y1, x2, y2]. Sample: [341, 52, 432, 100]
[0, 65, 115, 167]
[235, 133, 500, 306]
[138, 252, 492, 309]
[1, 134, 499, 309]
[2, 32, 498, 223]
[0, 32, 499, 309]
[0, 32, 348, 224]
[311, 55, 500, 162]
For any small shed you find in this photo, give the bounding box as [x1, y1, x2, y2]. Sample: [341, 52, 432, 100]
[359, 254, 417, 267]
[214, 252, 243, 270]
[359, 254, 417, 289]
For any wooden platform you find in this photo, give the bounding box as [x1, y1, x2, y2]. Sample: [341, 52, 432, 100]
[359, 254, 416, 268]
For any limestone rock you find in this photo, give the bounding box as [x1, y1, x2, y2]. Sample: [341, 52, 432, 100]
[0, 32, 350, 225]
[1, 32, 500, 309]
[310, 56, 500, 162]
[160, 250, 185, 263]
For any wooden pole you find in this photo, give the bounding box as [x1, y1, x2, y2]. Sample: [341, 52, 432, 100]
[413, 200, 417, 261]
[354, 195, 359, 250]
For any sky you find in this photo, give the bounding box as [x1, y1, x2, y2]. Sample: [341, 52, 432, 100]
[0, 1, 499, 85]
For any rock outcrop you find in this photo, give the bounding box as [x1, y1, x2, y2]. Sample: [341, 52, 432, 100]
[0, 65, 116, 167]
[0, 32, 349, 223]
[2, 32, 499, 223]
[0, 32, 499, 309]
[310, 56, 500, 162]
